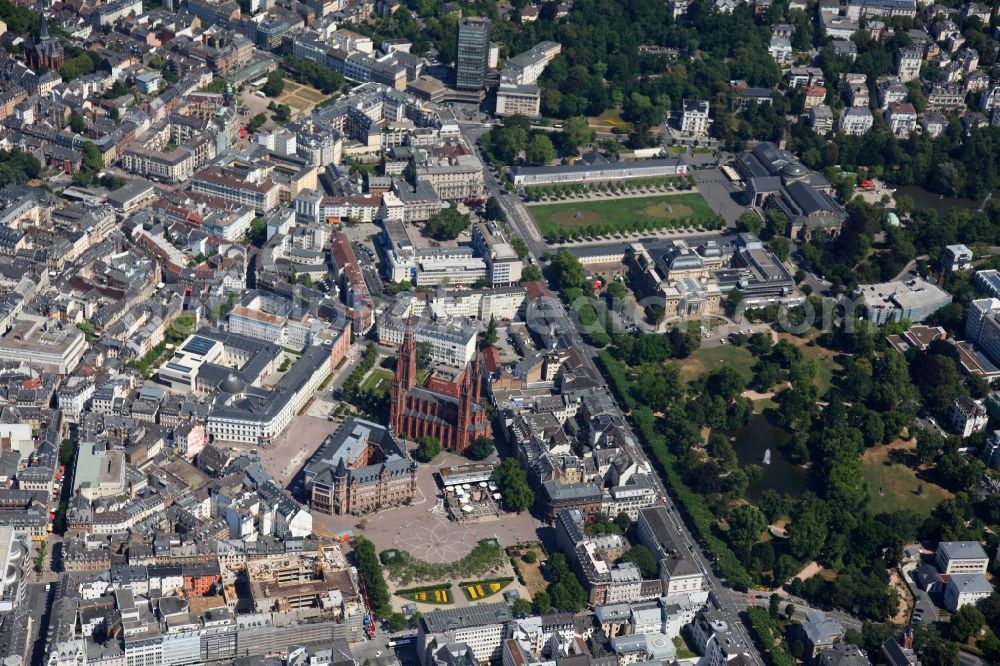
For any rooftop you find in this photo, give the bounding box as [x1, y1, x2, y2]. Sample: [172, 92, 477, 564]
[420, 602, 513, 633]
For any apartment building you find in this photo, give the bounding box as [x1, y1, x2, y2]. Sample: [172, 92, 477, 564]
[927, 84, 965, 111]
[885, 102, 918, 137]
[121, 146, 196, 183]
[839, 107, 874, 135]
[192, 167, 281, 214]
[810, 105, 834, 134]
[965, 298, 1000, 364]
[877, 78, 908, 109]
[950, 397, 989, 438]
[895, 47, 922, 82]
[472, 222, 523, 287]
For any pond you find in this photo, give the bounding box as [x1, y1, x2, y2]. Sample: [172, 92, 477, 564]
[729, 415, 806, 501]
[894, 185, 983, 217]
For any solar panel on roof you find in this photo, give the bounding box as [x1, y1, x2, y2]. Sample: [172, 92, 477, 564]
[182, 336, 216, 356]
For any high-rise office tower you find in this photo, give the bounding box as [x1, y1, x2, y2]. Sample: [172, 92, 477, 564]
[456, 17, 492, 91]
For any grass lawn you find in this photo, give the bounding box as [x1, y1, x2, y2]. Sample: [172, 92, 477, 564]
[591, 108, 631, 131]
[674, 636, 697, 659]
[861, 439, 953, 517]
[297, 88, 326, 103]
[360, 368, 393, 395]
[680, 344, 756, 384]
[277, 79, 326, 113]
[776, 334, 841, 396]
[510, 546, 548, 596]
[528, 193, 716, 236]
[753, 397, 778, 413]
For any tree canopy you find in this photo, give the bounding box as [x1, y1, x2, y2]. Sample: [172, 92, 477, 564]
[425, 207, 471, 240]
[414, 436, 442, 462]
[493, 457, 534, 513]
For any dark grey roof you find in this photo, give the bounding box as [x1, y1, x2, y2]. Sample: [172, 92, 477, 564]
[303, 417, 413, 487]
[638, 506, 702, 579]
[881, 638, 919, 666]
[817, 643, 871, 666]
[420, 602, 513, 633]
[786, 180, 837, 216]
[511, 157, 686, 178]
[543, 481, 601, 501]
[938, 540, 988, 562]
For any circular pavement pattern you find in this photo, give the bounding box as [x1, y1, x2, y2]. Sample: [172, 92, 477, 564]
[394, 516, 478, 563]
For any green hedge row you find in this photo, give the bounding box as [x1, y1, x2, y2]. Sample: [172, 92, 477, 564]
[458, 576, 514, 588]
[597, 352, 636, 411]
[746, 608, 797, 666]
[630, 406, 753, 590]
[396, 583, 452, 595]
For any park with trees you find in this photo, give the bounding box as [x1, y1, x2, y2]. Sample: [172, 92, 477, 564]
[556, 236, 996, 640]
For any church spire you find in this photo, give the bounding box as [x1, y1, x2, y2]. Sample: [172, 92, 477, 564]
[399, 316, 417, 390]
[390, 316, 417, 437]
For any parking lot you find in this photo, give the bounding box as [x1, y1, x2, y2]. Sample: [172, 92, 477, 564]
[692, 167, 747, 224]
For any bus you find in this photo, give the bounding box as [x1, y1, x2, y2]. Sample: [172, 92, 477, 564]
[720, 165, 741, 183]
[388, 637, 415, 647]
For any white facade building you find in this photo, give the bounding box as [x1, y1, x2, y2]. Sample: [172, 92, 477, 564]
[936, 540, 990, 574]
[680, 100, 711, 137]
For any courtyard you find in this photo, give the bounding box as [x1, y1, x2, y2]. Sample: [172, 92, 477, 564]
[250, 415, 341, 487]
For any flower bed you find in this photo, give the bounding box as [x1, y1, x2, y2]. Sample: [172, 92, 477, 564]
[396, 583, 454, 605]
[459, 577, 513, 601]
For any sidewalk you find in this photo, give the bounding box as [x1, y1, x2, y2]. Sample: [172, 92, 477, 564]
[547, 225, 721, 248]
[524, 186, 694, 205]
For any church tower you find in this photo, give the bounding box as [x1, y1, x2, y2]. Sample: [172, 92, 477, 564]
[390, 317, 417, 434]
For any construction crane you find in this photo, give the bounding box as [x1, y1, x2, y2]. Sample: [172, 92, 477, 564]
[356, 564, 377, 640]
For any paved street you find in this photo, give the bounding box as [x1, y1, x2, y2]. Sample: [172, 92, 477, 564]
[24, 582, 51, 666]
[516, 290, 764, 663]
[462, 125, 547, 261]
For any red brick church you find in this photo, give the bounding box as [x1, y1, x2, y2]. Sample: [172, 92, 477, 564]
[25, 21, 64, 72]
[389, 319, 490, 452]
